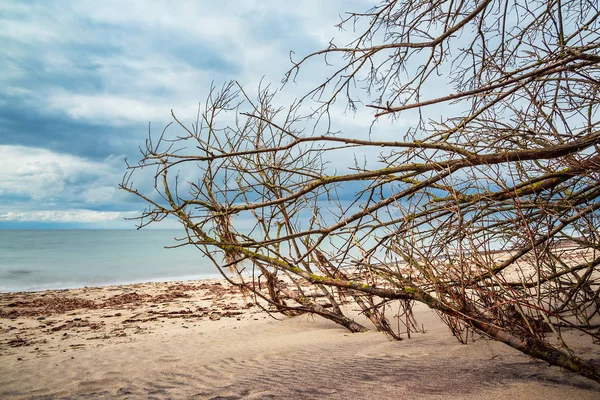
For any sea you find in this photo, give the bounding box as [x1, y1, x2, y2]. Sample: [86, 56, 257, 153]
[0, 230, 219, 293]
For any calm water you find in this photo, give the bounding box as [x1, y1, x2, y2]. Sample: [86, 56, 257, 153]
[0, 230, 219, 292]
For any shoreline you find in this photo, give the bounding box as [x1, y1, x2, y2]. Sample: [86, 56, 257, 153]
[1, 277, 599, 399]
[0, 274, 225, 295]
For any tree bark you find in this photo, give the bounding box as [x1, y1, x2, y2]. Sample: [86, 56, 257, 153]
[470, 318, 600, 383]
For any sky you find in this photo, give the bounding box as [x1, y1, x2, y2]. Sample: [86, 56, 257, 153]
[0, 0, 375, 229]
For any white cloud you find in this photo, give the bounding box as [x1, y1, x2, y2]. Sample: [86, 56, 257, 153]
[0, 145, 144, 226]
[79, 186, 118, 204]
[0, 210, 137, 223]
[48, 94, 164, 126]
[0, 145, 122, 202]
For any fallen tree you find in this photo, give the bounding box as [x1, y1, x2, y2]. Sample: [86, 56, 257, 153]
[122, 0, 600, 382]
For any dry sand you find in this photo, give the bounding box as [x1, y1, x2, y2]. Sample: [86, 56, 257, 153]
[1, 279, 599, 399]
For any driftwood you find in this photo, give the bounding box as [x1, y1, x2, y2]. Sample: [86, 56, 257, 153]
[122, 0, 600, 383]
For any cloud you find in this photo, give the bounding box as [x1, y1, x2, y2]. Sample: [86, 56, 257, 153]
[48, 93, 167, 127]
[0, 145, 122, 202]
[0, 0, 369, 129]
[0, 210, 137, 223]
[0, 144, 146, 227]
[0, 0, 385, 227]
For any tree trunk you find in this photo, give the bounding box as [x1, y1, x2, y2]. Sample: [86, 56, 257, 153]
[470, 318, 600, 383]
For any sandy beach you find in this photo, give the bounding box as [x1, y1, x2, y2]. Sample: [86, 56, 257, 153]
[1, 278, 599, 399]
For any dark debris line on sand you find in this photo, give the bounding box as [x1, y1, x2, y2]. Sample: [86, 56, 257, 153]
[0, 282, 235, 318]
[0, 282, 254, 352]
